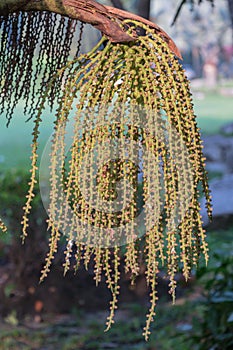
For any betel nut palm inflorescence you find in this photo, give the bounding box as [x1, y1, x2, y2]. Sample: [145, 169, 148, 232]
[0, 1, 212, 340]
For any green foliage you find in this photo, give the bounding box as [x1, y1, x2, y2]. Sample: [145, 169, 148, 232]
[0, 169, 47, 262]
[188, 253, 233, 350]
[0, 169, 41, 227]
[0, 170, 29, 235]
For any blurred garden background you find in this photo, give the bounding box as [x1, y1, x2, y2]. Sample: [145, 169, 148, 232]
[0, 0, 233, 349]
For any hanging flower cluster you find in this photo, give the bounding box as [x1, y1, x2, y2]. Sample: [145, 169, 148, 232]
[0, 13, 212, 339]
[17, 20, 212, 339]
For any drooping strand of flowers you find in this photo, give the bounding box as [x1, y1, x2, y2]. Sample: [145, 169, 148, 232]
[21, 21, 211, 340]
[0, 218, 7, 233]
[0, 12, 84, 124]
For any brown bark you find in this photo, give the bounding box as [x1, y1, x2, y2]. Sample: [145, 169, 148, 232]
[1, 0, 181, 58]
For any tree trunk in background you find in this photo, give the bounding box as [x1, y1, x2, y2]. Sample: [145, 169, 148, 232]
[137, 0, 151, 20]
[227, 0, 233, 41]
[111, 0, 151, 20]
[110, 0, 124, 10]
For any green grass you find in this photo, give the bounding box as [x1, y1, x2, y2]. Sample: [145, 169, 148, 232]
[194, 91, 233, 134]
